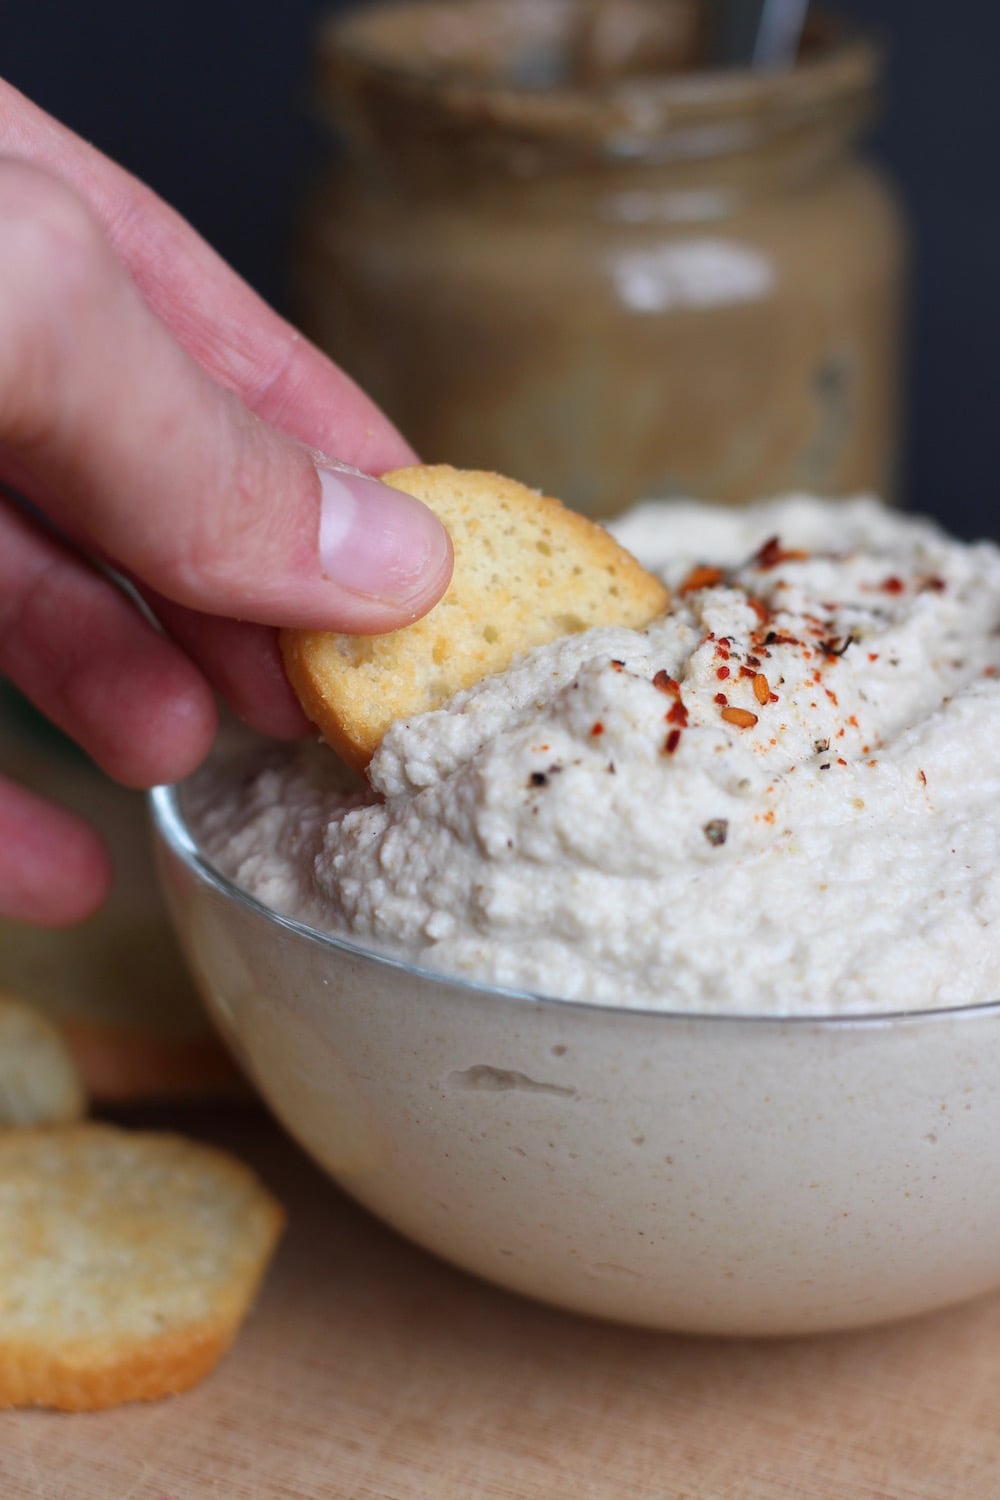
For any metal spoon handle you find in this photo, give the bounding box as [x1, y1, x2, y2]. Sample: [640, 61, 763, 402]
[713, 0, 809, 70]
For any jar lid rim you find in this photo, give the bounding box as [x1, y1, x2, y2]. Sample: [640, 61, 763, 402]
[318, 1, 881, 138]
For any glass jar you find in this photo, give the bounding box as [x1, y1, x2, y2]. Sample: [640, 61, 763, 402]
[295, 0, 905, 517]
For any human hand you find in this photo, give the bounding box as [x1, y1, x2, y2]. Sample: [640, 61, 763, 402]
[0, 80, 453, 927]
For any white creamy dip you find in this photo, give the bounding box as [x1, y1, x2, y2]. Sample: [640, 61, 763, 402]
[193, 498, 1000, 1015]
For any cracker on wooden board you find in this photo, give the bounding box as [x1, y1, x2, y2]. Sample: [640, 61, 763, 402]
[0, 1124, 284, 1411]
[0, 993, 87, 1129]
[282, 465, 670, 770]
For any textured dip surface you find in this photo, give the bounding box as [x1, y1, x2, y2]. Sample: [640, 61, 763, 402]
[192, 499, 1000, 1015]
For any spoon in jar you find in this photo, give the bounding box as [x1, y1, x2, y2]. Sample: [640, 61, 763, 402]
[711, 0, 810, 69]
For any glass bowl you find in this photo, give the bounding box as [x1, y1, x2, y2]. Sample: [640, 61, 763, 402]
[150, 759, 1000, 1337]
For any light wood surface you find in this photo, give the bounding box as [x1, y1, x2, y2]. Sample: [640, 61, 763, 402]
[3, 1103, 999, 1500]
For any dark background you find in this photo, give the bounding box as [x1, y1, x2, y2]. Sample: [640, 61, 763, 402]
[4, 1, 996, 535]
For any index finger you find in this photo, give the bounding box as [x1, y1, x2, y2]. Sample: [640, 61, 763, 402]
[0, 77, 415, 474]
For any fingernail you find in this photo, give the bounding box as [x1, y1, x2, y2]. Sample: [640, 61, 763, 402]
[316, 464, 451, 609]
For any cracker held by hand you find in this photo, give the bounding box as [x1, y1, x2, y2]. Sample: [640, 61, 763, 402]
[0, 993, 86, 1129]
[0, 1124, 284, 1411]
[282, 465, 670, 768]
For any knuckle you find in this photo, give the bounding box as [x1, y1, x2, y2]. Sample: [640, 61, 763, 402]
[0, 160, 105, 271]
[153, 437, 302, 612]
[0, 163, 109, 449]
[150, 441, 254, 604]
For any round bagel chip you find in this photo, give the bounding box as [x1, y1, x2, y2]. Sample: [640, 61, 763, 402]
[0, 1124, 284, 1410]
[0, 993, 87, 1129]
[282, 465, 670, 769]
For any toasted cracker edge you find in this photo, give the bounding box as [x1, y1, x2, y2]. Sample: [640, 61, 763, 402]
[282, 465, 669, 770]
[0, 1125, 285, 1411]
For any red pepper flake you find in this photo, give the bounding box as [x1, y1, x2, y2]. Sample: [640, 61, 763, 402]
[917, 769, 927, 786]
[652, 670, 680, 696]
[590, 722, 604, 736]
[667, 700, 688, 726]
[664, 728, 682, 754]
[919, 575, 946, 593]
[984, 666, 1000, 679]
[754, 536, 810, 569]
[680, 564, 725, 595]
[716, 665, 731, 681]
[721, 706, 758, 729]
[882, 576, 905, 594]
[847, 714, 859, 728]
[714, 692, 729, 706]
[752, 673, 770, 706]
[746, 655, 762, 669]
[739, 665, 756, 679]
[768, 692, 779, 704]
[748, 598, 770, 623]
[837, 758, 847, 767]
[825, 688, 839, 706]
[868, 653, 879, 662]
[610, 659, 625, 672]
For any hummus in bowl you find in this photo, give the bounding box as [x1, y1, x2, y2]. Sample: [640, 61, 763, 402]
[152, 497, 1000, 1335]
[192, 496, 1000, 1017]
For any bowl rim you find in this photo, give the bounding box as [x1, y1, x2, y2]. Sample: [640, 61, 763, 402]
[150, 779, 1000, 1033]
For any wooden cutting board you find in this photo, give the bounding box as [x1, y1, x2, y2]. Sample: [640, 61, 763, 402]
[3, 1102, 1000, 1499]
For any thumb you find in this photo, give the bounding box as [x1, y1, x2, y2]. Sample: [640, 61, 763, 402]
[0, 161, 452, 633]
